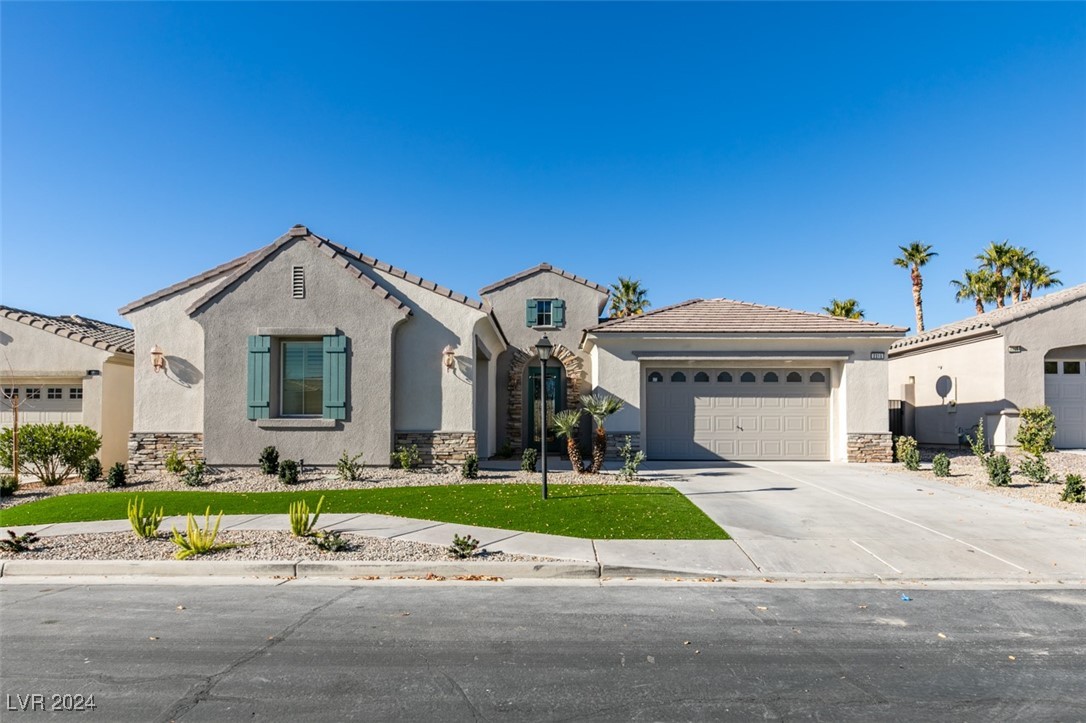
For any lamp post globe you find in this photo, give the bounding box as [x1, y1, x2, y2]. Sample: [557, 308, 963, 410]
[534, 335, 554, 499]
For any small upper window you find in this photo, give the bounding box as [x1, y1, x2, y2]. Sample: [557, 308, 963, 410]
[292, 266, 305, 299]
[1064, 361, 1082, 375]
[536, 300, 553, 327]
[2, 388, 16, 399]
[786, 371, 802, 383]
[70, 387, 83, 400]
[694, 371, 710, 383]
[1044, 361, 1058, 374]
[764, 372, 779, 383]
[671, 371, 687, 383]
[810, 372, 826, 383]
[717, 372, 732, 383]
[24, 388, 41, 400]
[740, 372, 756, 383]
[648, 371, 664, 383]
[47, 388, 63, 399]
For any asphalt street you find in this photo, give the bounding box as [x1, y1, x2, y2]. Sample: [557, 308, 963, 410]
[2, 582, 1084, 721]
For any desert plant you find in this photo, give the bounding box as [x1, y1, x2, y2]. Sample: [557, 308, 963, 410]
[82, 457, 102, 482]
[581, 393, 625, 474]
[311, 529, 351, 552]
[278, 459, 300, 485]
[496, 442, 514, 459]
[258, 445, 280, 475]
[461, 453, 479, 480]
[968, 418, 988, 460]
[164, 446, 187, 475]
[618, 435, 647, 483]
[391, 444, 422, 472]
[105, 462, 126, 488]
[551, 408, 586, 473]
[1016, 406, 1056, 455]
[170, 507, 238, 559]
[0, 422, 101, 486]
[127, 497, 164, 539]
[931, 453, 951, 477]
[1018, 453, 1053, 484]
[0, 474, 18, 497]
[289, 495, 325, 537]
[895, 436, 920, 471]
[987, 453, 1012, 487]
[0, 529, 39, 553]
[1060, 474, 1085, 503]
[521, 447, 538, 472]
[336, 450, 365, 481]
[181, 457, 209, 487]
[447, 533, 480, 559]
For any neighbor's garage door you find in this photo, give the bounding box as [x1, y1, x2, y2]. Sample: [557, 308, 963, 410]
[645, 368, 830, 461]
[1045, 359, 1086, 449]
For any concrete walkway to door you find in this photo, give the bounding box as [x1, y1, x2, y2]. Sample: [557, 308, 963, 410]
[632, 461, 1086, 582]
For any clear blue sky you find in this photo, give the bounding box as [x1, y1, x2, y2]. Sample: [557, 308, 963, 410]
[2, 2, 1083, 332]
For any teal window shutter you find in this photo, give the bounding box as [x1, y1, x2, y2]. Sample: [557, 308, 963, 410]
[525, 299, 538, 327]
[552, 299, 566, 327]
[322, 334, 347, 420]
[247, 335, 271, 420]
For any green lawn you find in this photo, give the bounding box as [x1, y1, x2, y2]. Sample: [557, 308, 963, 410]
[0, 484, 728, 540]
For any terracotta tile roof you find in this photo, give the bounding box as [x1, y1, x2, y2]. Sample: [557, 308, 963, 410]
[587, 298, 907, 335]
[479, 263, 609, 296]
[119, 249, 260, 315]
[890, 282, 1086, 353]
[0, 305, 135, 354]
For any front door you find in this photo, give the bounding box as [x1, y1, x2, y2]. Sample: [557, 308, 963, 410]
[527, 365, 564, 454]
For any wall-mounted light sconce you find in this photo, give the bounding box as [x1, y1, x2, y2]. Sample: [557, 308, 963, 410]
[1008, 345, 1025, 354]
[442, 345, 456, 372]
[150, 345, 167, 374]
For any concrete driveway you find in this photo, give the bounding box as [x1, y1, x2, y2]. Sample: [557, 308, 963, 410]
[635, 461, 1086, 581]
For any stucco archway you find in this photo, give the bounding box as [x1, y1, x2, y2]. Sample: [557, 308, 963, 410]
[505, 343, 585, 450]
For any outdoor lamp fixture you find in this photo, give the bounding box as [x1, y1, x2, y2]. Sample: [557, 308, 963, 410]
[150, 345, 166, 374]
[535, 334, 554, 500]
[442, 345, 456, 372]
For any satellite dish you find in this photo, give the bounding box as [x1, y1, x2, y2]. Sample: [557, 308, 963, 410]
[935, 375, 953, 399]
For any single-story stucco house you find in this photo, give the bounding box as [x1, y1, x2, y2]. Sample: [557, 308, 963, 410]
[0, 306, 135, 467]
[119, 225, 906, 471]
[888, 283, 1086, 450]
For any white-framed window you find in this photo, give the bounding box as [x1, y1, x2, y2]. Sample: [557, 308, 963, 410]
[70, 387, 83, 400]
[24, 388, 41, 399]
[2, 388, 16, 399]
[536, 300, 553, 327]
[281, 340, 323, 416]
[47, 388, 63, 399]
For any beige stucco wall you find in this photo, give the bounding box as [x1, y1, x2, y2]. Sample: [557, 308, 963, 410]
[99, 357, 134, 466]
[1002, 297, 1086, 407]
[472, 318, 505, 457]
[588, 334, 898, 462]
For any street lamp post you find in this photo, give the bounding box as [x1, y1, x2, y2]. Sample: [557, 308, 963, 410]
[535, 334, 554, 500]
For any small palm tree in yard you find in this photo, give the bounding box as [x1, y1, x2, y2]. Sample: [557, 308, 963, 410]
[581, 393, 625, 474]
[822, 298, 864, 319]
[609, 277, 651, 318]
[892, 241, 937, 333]
[551, 409, 586, 474]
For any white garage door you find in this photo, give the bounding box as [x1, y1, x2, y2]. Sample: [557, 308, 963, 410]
[1045, 360, 1086, 449]
[645, 368, 830, 461]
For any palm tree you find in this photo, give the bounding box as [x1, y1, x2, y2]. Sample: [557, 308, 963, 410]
[580, 393, 625, 473]
[551, 409, 586, 474]
[950, 268, 999, 315]
[1017, 257, 1062, 301]
[892, 242, 937, 333]
[1006, 247, 1035, 304]
[608, 277, 651, 318]
[975, 241, 1017, 308]
[822, 298, 865, 319]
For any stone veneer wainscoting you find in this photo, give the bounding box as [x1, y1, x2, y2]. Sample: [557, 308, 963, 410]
[846, 432, 893, 463]
[605, 432, 641, 459]
[128, 432, 204, 474]
[394, 432, 476, 467]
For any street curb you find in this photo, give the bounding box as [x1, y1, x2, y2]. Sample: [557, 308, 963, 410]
[0, 559, 299, 578]
[296, 561, 601, 579]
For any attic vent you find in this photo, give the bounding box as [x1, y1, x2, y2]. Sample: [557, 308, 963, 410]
[292, 266, 305, 299]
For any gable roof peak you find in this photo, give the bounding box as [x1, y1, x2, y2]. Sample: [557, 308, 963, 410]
[479, 262, 608, 296]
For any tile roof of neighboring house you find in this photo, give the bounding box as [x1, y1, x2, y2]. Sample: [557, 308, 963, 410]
[587, 298, 908, 335]
[479, 263, 609, 296]
[890, 282, 1086, 353]
[118, 249, 261, 315]
[0, 305, 135, 354]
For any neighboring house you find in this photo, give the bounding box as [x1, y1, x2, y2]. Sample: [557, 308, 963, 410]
[0, 306, 134, 467]
[121, 225, 905, 471]
[888, 283, 1086, 450]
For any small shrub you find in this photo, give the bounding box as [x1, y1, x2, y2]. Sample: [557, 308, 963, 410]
[618, 435, 647, 483]
[127, 497, 164, 539]
[0, 422, 101, 486]
[311, 529, 351, 552]
[336, 451, 365, 482]
[278, 459, 300, 485]
[987, 453, 1012, 487]
[82, 457, 102, 482]
[289, 495, 324, 537]
[170, 507, 238, 559]
[1016, 406, 1056, 456]
[521, 447, 538, 473]
[461, 453, 479, 480]
[968, 418, 989, 461]
[895, 436, 920, 471]
[0, 529, 39, 553]
[105, 462, 127, 488]
[0, 474, 18, 497]
[447, 533, 480, 559]
[931, 453, 951, 478]
[496, 442, 514, 459]
[1017, 453, 1053, 485]
[1060, 474, 1085, 503]
[164, 446, 187, 475]
[181, 457, 209, 487]
[392, 444, 422, 472]
[259, 446, 280, 475]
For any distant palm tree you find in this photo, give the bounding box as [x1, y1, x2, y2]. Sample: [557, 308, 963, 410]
[1006, 247, 1035, 304]
[609, 277, 651, 318]
[975, 240, 1017, 308]
[1018, 257, 1061, 301]
[892, 242, 937, 333]
[551, 409, 586, 474]
[950, 268, 1000, 315]
[580, 393, 625, 473]
[822, 298, 865, 319]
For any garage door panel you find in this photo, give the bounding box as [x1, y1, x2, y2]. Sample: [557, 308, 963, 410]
[1047, 367, 1086, 448]
[762, 416, 782, 432]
